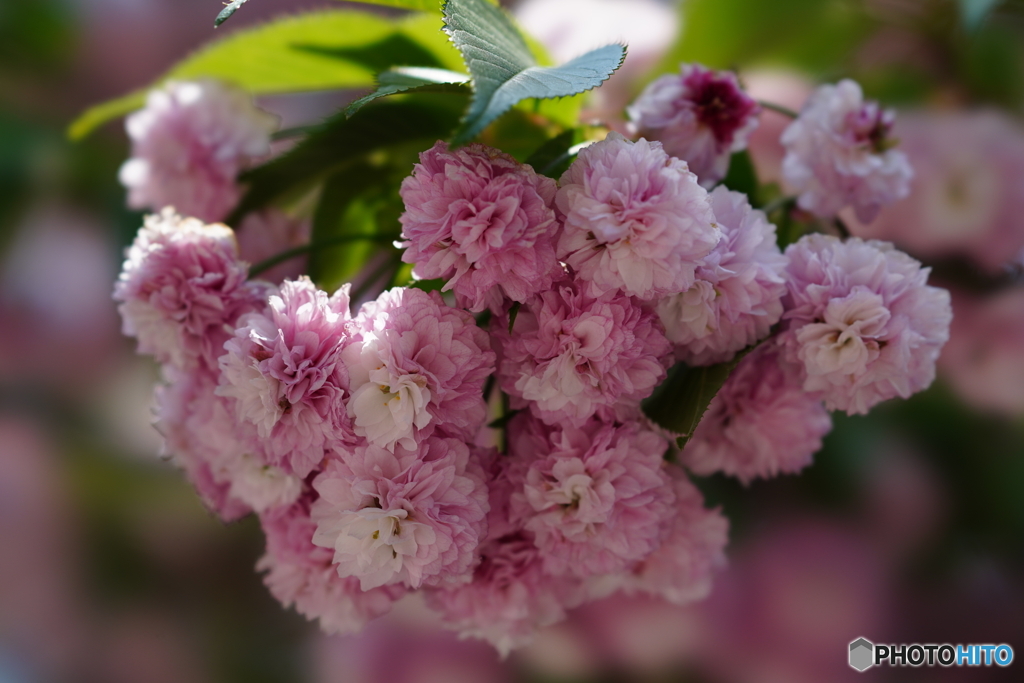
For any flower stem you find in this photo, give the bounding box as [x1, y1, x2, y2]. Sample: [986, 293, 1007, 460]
[248, 234, 393, 278]
[760, 195, 797, 215]
[759, 100, 800, 119]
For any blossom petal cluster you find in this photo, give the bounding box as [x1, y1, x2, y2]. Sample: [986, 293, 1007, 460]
[556, 133, 720, 300]
[781, 79, 912, 223]
[119, 79, 278, 222]
[113, 61, 957, 657]
[628, 63, 761, 187]
[399, 142, 562, 312]
[656, 186, 787, 366]
[780, 234, 952, 414]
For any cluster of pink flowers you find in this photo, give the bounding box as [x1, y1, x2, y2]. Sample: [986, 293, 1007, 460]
[113, 66, 954, 654]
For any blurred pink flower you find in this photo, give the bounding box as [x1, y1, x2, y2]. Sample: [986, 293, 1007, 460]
[235, 209, 312, 285]
[683, 342, 832, 484]
[781, 79, 912, 222]
[941, 287, 1024, 415]
[119, 79, 278, 222]
[628, 63, 761, 186]
[399, 142, 562, 313]
[556, 133, 719, 300]
[851, 110, 1024, 272]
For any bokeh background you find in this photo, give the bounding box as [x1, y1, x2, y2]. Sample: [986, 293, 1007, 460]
[2, 0, 1024, 681]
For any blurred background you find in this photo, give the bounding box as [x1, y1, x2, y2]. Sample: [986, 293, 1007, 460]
[2, 0, 1023, 681]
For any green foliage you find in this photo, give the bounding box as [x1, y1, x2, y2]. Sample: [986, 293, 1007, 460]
[643, 350, 753, 449]
[0, 0, 73, 72]
[345, 67, 470, 117]
[214, 0, 252, 28]
[308, 164, 399, 292]
[231, 96, 465, 221]
[658, 0, 872, 76]
[441, 0, 625, 144]
[719, 150, 759, 203]
[69, 10, 459, 140]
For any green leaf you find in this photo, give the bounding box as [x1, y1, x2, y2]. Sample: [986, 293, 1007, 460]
[69, 10, 443, 140]
[960, 0, 1002, 30]
[231, 96, 466, 220]
[214, 0, 252, 28]
[345, 67, 470, 117]
[643, 349, 753, 449]
[442, 0, 625, 144]
[524, 129, 580, 176]
[308, 164, 397, 292]
[658, 0, 842, 72]
[719, 150, 759, 203]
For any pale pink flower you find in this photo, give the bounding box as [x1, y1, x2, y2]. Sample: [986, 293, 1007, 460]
[217, 278, 355, 478]
[615, 467, 728, 605]
[258, 498, 405, 635]
[781, 79, 912, 222]
[850, 110, 1024, 272]
[342, 287, 494, 451]
[119, 79, 278, 222]
[682, 343, 832, 484]
[507, 414, 675, 578]
[656, 186, 787, 366]
[781, 234, 952, 414]
[311, 437, 489, 591]
[494, 281, 671, 426]
[114, 209, 268, 370]
[556, 133, 719, 300]
[628, 63, 761, 186]
[399, 142, 562, 312]
[941, 288, 1024, 416]
[426, 459, 583, 656]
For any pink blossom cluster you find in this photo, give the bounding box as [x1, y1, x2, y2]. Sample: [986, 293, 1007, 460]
[120, 79, 279, 223]
[112, 65, 956, 653]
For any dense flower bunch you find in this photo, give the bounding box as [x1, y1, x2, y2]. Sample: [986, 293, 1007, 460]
[114, 59, 953, 655]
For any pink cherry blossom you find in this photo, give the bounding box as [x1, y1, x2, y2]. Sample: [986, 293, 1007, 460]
[399, 141, 563, 312]
[616, 466, 728, 605]
[850, 110, 1024, 272]
[628, 63, 761, 187]
[682, 342, 833, 484]
[342, 287, 495, 451]
[493, 281, 671, 426]
[781, 234, 951, 414]
[781, 79, 912, 222]
[311, 436, 489, 591]
[119, 79, 278, 222]
[656, 186, 787, 366]
[114, 208, 269, 370]
[259, 498, 405, 634]
[217, 277, 355, 478]
[507, 414, 675, 578]
[556, 133, 719, 300]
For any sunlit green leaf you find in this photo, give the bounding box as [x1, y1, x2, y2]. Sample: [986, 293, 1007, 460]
[69, 11, 449, 139]
[345, 67, 469, 117]
[442, 0, 624, 144]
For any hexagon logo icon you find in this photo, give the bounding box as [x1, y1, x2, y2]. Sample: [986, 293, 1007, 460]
[849, 637, 874, 672]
